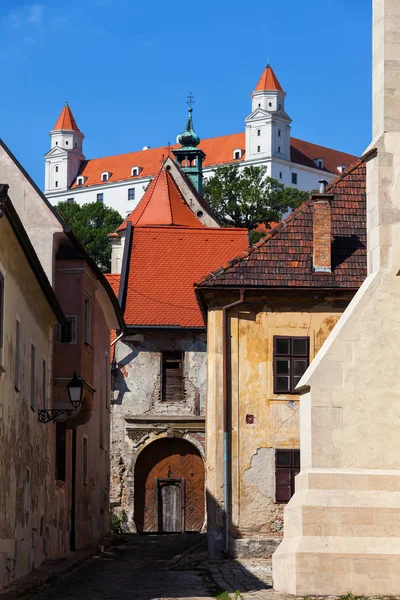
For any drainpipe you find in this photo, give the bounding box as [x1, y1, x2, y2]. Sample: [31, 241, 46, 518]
[222, 289, 245, 555]
[70, 427, 77, 551]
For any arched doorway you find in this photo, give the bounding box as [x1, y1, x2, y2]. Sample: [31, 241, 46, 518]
[134, 437, 205, 533]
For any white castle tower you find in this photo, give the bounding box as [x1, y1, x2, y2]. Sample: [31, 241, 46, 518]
[245, 65, 292, 162]
[44, 103, 85, 194]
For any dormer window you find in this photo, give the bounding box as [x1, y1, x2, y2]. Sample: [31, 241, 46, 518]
[314, 158, 324, 169]
[337, 164, 347, 173]
[76, 176, 84, 186]
[101, 171, 111, 182]
[131, 166, 142, 177]
[233, 148, 244, 160]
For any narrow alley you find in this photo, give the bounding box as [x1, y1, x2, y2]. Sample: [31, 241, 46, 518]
[25, 535, 276, 600]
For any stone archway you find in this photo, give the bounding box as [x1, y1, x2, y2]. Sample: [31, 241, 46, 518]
[134, 437, 205, 533]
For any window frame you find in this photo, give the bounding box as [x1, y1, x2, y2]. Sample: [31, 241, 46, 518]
[273, 336, 309, 394]
[161, 351, 184, 403]
[0, 271, 4, 367]
[42, 358, 47, 410]
[84, 296, 91, 345]
[55, 422, 66, 482]
[15, 317, 21, 391]
[82, 435, 88, 486]
[128, 188, 135, 201]
[275, 449, 300, 503]
[96, 192, 104, 203]
[291, 172, 298, 185]
[30, 342, 36, 410]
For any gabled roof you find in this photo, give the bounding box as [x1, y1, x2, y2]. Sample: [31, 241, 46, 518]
[53, 103, 80, 132]
[255, 65, 283, 92]
[117, 164, 204, 232]
[196, 158, 368, 290]
[0, 185, 65, 324]
[106, 226, 249, 328]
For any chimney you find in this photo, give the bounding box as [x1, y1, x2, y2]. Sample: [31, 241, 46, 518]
[312, 193, 332, 273]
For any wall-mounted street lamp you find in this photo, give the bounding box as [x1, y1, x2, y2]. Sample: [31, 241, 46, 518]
[39, 372, 84, 424]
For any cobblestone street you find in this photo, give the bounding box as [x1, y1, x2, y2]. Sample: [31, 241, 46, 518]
[24, 534, 283, 600]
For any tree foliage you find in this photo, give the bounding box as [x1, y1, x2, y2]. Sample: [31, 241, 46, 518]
[56, 201, 123, 272]
[203, 164, 309, 230]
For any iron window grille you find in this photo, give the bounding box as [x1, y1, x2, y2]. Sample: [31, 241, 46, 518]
[273, 336, 309, 394]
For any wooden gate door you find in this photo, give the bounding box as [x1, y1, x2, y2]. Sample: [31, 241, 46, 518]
[134, 438, 204, 533]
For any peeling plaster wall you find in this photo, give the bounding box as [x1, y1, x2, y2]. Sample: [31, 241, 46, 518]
[110, 329, 207, 530]
[205, 293, 351, 557]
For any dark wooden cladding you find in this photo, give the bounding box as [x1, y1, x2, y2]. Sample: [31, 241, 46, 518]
[134, 438, 204, 533]
[161, 351, 184, 402]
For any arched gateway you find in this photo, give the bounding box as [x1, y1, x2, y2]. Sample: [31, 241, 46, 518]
[134, 438, 205, 533]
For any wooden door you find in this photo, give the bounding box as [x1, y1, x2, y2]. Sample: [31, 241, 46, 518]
[134, 438, 204, 533]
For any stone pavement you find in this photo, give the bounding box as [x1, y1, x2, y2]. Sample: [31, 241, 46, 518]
[23, 534, 296, 600]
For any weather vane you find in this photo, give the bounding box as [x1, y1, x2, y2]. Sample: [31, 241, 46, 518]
[187, 92, 195, 109]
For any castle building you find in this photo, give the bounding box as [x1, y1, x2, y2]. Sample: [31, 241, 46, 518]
[44, 66, 357, 216]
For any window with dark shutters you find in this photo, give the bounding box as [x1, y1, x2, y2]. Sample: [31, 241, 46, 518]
[273, 336, 309, 394]
[161, 352, 184, 402]
[275, 449, 300, 503]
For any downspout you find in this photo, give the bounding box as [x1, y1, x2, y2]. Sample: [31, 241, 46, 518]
[222, 289, 245, 555]
[70, 427, 77, 551]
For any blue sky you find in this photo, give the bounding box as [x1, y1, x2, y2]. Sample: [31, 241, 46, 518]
[1, 0, 372, 188]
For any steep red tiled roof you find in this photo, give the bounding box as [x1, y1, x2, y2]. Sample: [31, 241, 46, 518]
[117, 165, 204, 231]
[53, 104, 80, 132]
[196, 159, 367, 289]
[106, 273, 120, 296]
[122, 227, 248, 327]
[255, 65, 283, 92]
[70, 133, 357, 189]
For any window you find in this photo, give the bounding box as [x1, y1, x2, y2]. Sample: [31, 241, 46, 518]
[105, 352, 109, 409]
[278, 146, 281, 153]
[257, 146, 261, 153]
[55, 423, 66, 482]
[318, 160, 323, 169]
[275, 449, 300, 503]
[65, 141, 69, 146]
[269, 102, 272, 107]
[15, 319, 20, 391]
[0, 273, 4, 366]
[196, 210, 204, 218]
[30, 343, 36, 409]
[97, 193, 104, 203]
[101, 173, 108, 182]
[234, 151, 240, 160]
[55, 316, 77, 344]
[161, 352, 184, 402]
[55, 141, 58, 146]
[257, 129, 261, 137]
[278, 130, 281, 137]
[25, 468, 31, 514]
[128, 188, 135, 201]
[258, 103, 261, 107]
[55, 181, 58, 188]
[67, 198, 74, 203]
[131, 166, 142, 176]
[233, 148, 243, 160]
[55, 166, 58, 173]
[273, 336, 309, 394]
[279, 172, 282, 179]
[84, 296, 91, 344]
[42, 359, 47, 409]
[291, 172, 298, 185]
[76, 177, 84, 186]
[82, 436, 88, 485]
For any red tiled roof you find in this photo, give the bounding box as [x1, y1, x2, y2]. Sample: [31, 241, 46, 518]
[70, 133, 358, 189]
[117, 165, 204, 232]
[255, 65, 283, 92]
[106, 273, 120, 296]
[53, 104, 80, 132]
[196, 159, 367, 289]
[122, 226, 248, 327]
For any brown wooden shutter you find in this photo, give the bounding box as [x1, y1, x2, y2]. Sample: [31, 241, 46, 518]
[162, 352, 184, 402]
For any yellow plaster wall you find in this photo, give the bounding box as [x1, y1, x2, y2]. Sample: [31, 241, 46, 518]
[206, 300, 344, 542]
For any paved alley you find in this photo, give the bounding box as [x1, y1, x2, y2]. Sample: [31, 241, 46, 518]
[25, 534, 278, 600]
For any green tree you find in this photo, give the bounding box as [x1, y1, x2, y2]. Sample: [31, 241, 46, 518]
[56, 201, 123, 272]
[203, 164, 309, 230]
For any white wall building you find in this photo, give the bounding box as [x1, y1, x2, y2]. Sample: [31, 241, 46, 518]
[44, 66, 357, 217]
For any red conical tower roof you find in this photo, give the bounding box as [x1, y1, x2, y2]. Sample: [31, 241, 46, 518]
[117, 164, 205, 231]
[53, 103, 80, 131]
[255, 65, 283, 92]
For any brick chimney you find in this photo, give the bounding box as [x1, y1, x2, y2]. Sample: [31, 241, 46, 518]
[312, 193, 332, 273]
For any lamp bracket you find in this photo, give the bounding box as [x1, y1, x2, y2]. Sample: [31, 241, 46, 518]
[38, 408, 76, 424]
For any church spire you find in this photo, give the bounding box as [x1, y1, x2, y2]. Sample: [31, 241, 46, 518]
[173, 95, 206, 195]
